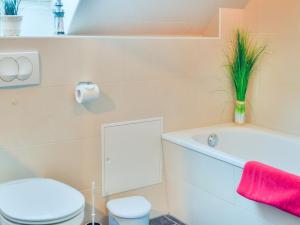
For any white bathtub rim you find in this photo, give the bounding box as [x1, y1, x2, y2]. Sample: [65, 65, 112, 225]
[162, 131, 245, 168]
[162, 123, 300, 169]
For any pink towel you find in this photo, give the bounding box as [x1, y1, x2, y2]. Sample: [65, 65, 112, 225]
[237, 161, 300, 217]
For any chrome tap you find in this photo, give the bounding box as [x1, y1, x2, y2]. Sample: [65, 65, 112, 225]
[208, 134, 218, 147]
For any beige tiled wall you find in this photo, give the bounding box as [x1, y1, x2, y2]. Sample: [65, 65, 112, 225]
[0, 9, 242, 214]
[242, 0, 300, 136]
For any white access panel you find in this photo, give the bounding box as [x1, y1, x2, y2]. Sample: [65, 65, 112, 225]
[102, 117, 163, 196]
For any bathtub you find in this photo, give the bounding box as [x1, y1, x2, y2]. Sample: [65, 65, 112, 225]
[162, 124, 300, 225]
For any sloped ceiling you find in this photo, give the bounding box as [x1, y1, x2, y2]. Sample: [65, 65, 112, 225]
[65, 0, 249, 36]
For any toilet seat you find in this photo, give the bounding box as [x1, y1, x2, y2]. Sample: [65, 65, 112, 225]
[0, 178, 85, 225]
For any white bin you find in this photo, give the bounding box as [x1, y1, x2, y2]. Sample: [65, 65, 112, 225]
[107, 196, 151, 225]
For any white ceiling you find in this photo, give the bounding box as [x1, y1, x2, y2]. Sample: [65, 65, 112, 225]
[65, 0, 249, 36]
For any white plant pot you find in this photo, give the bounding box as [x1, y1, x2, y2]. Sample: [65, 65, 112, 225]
[1, 15, 23, 36]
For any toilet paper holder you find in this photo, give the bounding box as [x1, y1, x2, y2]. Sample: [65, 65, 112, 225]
[75, 82, 100, 104]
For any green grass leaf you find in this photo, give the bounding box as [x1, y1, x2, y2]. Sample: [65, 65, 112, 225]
[226, 30, 266, 101]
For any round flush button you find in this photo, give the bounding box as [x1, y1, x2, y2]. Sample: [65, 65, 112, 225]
[0, 57, 18, 82]
[17, 57, 33, 81]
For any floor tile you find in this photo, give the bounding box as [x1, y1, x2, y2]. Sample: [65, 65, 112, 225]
[150, 215, 186, 225]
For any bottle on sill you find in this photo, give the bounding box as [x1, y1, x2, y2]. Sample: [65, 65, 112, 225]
[53, 0, 65, 35]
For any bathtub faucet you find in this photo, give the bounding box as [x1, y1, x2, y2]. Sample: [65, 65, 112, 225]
[208, 134, 218, 147]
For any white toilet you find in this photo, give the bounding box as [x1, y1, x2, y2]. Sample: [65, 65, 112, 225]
[0, 178, 85, 225]
[107, 196, 151, 225]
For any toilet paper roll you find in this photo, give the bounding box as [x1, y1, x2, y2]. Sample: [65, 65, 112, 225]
[75, 82, 100, 104]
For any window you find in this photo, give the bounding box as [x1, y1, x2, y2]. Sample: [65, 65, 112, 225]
[19, 0, 53, 36]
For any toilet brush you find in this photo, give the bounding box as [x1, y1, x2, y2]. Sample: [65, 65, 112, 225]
[86, 181, 101, 225]
[92, 181, 96, 225]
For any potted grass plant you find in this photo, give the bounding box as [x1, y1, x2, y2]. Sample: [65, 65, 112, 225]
[226, 30, 266, 124]
[1, 0, 22, 36]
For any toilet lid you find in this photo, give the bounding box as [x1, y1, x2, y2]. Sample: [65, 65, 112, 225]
[107, 196, 151, 219]
[0, 178, 85, 224]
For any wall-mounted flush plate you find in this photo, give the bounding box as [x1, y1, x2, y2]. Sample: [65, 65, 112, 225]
[0, 51, 40, 88]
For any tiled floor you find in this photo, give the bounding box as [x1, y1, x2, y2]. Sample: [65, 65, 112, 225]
[83, 205, 186, 225]
[150, 215, 186, 225]
[84, 215, 186, 225]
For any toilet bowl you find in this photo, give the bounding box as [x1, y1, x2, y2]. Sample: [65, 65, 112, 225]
[107, 196, 151, 225]
[0, 178, 85, 225]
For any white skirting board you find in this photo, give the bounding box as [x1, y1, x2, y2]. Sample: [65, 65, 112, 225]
[101, 117, 163, 196]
